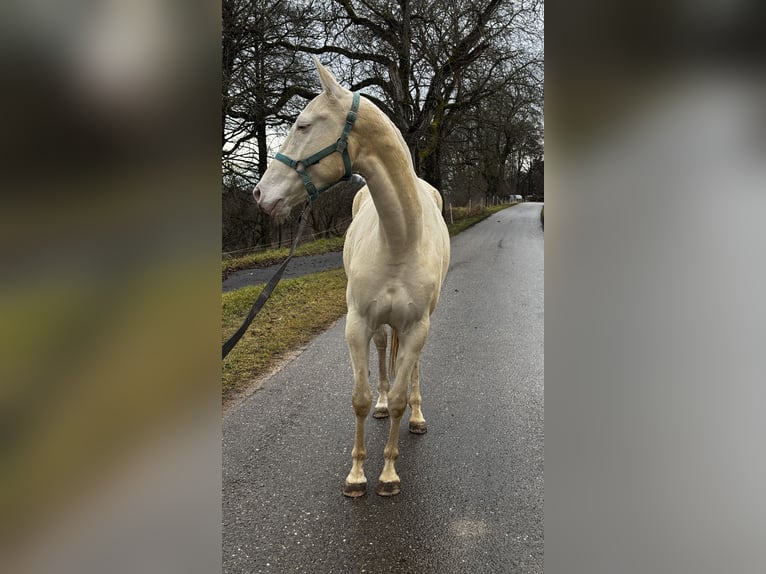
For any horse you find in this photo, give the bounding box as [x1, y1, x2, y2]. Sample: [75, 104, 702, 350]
[254, 57, 450, 497]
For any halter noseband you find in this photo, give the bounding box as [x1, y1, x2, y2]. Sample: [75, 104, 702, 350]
[274, 92, 361, 202]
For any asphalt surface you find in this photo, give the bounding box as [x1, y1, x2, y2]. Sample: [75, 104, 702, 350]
[223, 251, 344, 293]
[223, 202, 544, 573]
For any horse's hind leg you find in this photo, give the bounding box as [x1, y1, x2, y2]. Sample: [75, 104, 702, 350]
[377, 319, 429, 496]
[372, 326, 389, 419]
[408, 362, 427, 434]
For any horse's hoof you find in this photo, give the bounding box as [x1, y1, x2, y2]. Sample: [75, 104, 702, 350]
[376, 480, 401, 497]
[373, 407, 389, 419]
[342, 481, 367, 498]
[408, 421, 427, 434]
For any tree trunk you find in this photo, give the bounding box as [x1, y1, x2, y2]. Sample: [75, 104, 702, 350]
[256, 119, 268, 178]
[421, 146, 442, 191]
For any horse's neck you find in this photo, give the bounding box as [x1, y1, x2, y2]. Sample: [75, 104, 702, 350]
[354, 104, 423, 252]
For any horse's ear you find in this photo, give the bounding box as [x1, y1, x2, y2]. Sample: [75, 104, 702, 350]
[312, 55, 346, 100]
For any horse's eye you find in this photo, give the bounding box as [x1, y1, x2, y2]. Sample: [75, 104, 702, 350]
[297, 123, 311, 131]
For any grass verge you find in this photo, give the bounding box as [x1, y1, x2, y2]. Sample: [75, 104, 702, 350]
[222, 202, 517, 407]
[446, 203, 513, 236]
[222, 268, 347, 404]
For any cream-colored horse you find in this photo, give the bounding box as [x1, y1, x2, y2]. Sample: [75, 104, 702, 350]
[254, 58, 450, 497]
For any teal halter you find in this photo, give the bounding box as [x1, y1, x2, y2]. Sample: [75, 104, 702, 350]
[274, 92, 361, 202]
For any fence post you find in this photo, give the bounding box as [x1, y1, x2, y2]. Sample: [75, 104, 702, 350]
[449, 203, 454, 225]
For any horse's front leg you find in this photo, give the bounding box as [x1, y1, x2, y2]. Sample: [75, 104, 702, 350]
[377, 319, 429, 496]
[372, 326, 390, 419]
[343, 312, 373, 497]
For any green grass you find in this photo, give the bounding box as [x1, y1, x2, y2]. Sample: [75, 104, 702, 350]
[222, 268, 348, 404]
[221, 202, 517, 406]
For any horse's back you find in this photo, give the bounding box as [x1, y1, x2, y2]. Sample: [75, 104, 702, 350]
[417, 179, 443, 211]
[345, 179, 450, 290]
[347, 181, 446, 258]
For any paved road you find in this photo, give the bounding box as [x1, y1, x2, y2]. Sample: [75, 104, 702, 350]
[223, 203, 544, 573]
[223, 251, 344, 293]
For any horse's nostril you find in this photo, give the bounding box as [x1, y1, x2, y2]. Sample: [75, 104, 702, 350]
[253, 185, 261, 203]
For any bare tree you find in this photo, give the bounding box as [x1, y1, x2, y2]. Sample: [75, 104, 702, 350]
[222, 0, 321, 250]
[276, 0, 542, 193]
[221, 0, 544, 249]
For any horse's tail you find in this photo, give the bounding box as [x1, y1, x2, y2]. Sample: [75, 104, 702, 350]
[389, 327, 399, 379]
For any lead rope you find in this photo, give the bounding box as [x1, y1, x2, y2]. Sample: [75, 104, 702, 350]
[222, 201, 313, 359]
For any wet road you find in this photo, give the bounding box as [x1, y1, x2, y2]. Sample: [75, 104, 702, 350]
[223, 203, 544, 573]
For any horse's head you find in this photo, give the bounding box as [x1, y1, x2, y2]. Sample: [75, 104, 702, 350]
[254, 58, 357, 219]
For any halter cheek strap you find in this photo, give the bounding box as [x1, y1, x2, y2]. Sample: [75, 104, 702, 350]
[274, 92, 360, 202]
